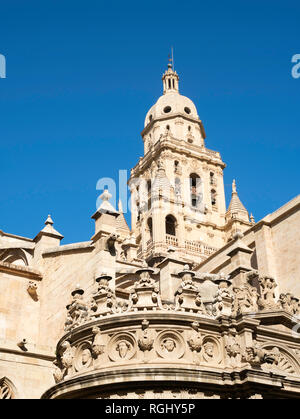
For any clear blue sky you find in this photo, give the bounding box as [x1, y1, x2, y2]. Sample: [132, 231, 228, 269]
[0, 0, 299, 244]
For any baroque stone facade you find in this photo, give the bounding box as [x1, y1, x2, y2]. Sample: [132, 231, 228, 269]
[0, 63, 300, 399]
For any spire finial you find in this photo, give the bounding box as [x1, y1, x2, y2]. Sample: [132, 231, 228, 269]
[232, 179, 237, 194]
[168, 47, 174, 71]
[162, 48, 179, 94]
[45, 214, 54, 226]
[118, 198, 123, 213]
[100, 189, 112, 202]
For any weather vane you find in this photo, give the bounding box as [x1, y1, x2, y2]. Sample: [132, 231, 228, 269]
[168, 47, 174, 70]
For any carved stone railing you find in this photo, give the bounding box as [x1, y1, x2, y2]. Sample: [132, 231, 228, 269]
[184, 240, 217, 256]
[165, 234, 178, 247]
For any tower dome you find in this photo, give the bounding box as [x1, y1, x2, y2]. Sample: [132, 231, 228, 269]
[144, 62, 200, 128]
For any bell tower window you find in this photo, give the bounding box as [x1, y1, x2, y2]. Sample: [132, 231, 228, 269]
[211, 189, 217, 206]
[190, 173, 201, 208]
[147, 217, 153, 239]
[165, 215, 176, 236]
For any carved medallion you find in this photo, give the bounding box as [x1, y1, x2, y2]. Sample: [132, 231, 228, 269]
[74, 342, 93, 372]
[201, 336, 222, 365]
[108, 333, 137, 362]
[155, 330, 185, 360]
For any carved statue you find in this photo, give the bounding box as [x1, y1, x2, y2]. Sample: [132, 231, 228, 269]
[258, 276, 278, 311]
[232, 284, 258, 316]
[135, 270, 155, 288]
[279, 293, 295, 314]
[214, 276, 233, 317]
[64, 287, 89, 331]
[178, 273, 198, 292]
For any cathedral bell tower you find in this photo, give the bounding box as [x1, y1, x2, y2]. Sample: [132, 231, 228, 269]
[129, 61, 228, 265]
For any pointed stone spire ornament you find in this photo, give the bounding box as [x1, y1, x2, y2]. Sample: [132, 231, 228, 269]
[97, 189, 118, 214]
[226, 179, 249, 223]
[34, 214, 64, 242]
[232, 179, 237, 194]
[45, 214, 54, 226]
[118, 199, 123, 213]
[116, 198, 131, 237]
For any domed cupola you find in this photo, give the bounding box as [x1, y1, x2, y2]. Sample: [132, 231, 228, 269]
[144, 61, 202, 131]
[142, 59, 206, 150]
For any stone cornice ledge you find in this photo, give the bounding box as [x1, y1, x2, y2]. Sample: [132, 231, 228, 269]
[41, 365, 300, 399]
[0, 261, 42, 280]
[42, 241, 94, 257]
[0, 346, 55, 362]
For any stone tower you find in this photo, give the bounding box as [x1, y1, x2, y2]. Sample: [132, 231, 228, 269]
[129, 61, 244, 265]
